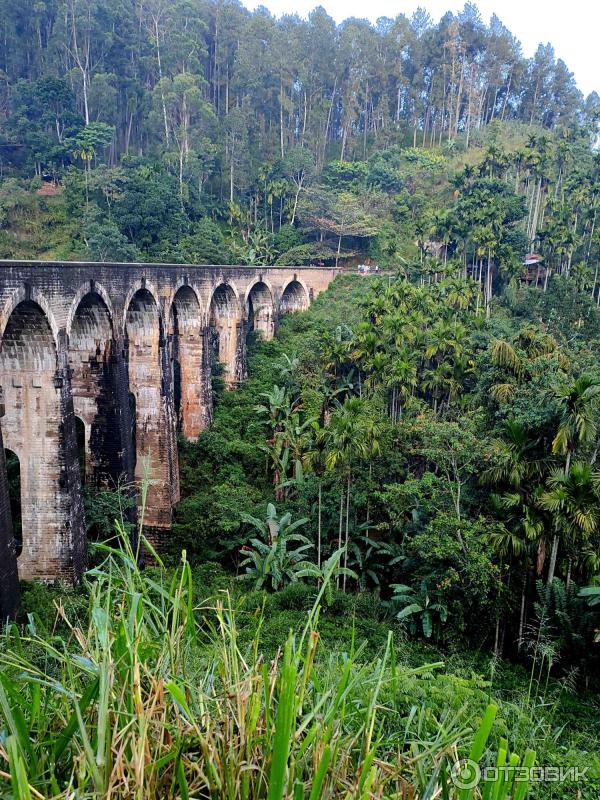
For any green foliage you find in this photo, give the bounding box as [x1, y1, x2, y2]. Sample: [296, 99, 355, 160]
[4, 542, 599, 799]
[179, 217, 232, 264]
[240, 503, 312, 591]
[81, 204, 140, 261]
[1, 8, 600, 791]
[83, 483, 136, 544]
[390, 580, 449, 639]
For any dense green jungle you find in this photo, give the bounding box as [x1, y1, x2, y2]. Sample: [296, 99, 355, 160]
[1, 0, 600, 796]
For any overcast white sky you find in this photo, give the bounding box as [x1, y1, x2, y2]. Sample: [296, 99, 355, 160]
[242, 0, 600, 97]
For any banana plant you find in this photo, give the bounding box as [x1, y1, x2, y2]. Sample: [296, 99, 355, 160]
[389, 580, 449, 639]
[240, 503, 311, 591]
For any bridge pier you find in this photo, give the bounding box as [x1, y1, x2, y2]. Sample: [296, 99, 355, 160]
[125, 288, 179, 548]
[0, 300, 86, 582]
[170, 286, 212, 439]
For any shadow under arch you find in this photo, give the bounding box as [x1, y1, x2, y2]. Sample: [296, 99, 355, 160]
[209, 283, 245, 386]
[280, 278, 309, 314]
[69, 290, 119, 489]
[246, 280, 275, 342]
[4, 447, 21, 557]
[0, 286, 60, 350]
[125, 287, 179, 545]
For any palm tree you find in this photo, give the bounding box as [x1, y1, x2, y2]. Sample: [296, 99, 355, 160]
[385, 350, 418, 420]
[443, 276, 478, 313]
[302, 421, 328, 569]
[324, 398, 370, 587]
[483, 420, 548, 648]
[489, 329, 567, 404]
[539, 463, 600, 586]
[489, 494, 545, 651]
[484, 419, 546, 488]
[552, 375, 600, 473]
[256, 385, 295, 499]
[548, 375, 600, 584]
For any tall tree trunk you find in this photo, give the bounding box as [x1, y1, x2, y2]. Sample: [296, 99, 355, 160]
[322, 78, 337, 169]
[317, 480, 322, 570]
[337, 483, 344, 588]
[343, 474, 351, 591]
[153, 16, 169, 146]
[279, 77, 285, 158]
[547, 534, 559, 585]
[363, 80, 369, 159]
[518, 569, 528, 651]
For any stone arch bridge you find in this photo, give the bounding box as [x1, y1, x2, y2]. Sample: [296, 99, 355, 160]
[0, 260, 339, 615]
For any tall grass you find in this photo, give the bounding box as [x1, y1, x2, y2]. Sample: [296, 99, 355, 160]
[0, 526, 535, 799]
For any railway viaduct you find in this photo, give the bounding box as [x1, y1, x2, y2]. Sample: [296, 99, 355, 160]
[0, 260, 340, 617]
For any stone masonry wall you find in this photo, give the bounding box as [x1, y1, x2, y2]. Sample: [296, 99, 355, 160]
[0, 261, 341, 585]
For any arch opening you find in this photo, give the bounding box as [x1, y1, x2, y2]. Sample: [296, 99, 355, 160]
[70, 292, 113, 355]
[247, 281, 274, 342]
[125, 288, 178, 541]
[69, 292, 116, 490]
[1, 300, 57, 372]
[281, 280, 309, 314]
[209, 283, 244, 387]
[126, 288, 160, 348]
[4, 449, 21, 558]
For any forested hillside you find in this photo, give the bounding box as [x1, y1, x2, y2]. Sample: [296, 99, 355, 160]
[0, 0, 598, 275]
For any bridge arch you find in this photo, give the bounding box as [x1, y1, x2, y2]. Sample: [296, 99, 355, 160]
[246, 279, 275, 341]
[169, 284, 210, 439]
[209, 281, 245, 386]
[125, 287, 178, 543]
[166, 281, 207, 325]
[0, 300, 80, 580]
[122, 280, 162, 335]
[0, 286, 60, 348]
[68, 290, 119, 489]
[66, 282, 114, 340]
[280, 277, 310, 314]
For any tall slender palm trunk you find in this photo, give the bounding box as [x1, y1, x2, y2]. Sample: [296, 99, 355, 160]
[337, 485, 344, 588]
[343, 474, 351, 591]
